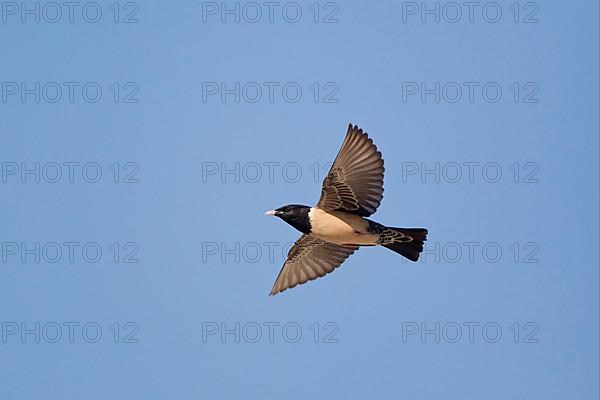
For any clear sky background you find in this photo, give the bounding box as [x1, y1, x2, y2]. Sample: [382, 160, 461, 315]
[0, 1, 598, 399]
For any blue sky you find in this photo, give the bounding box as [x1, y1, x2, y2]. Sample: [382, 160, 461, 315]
[0, 1, 598, 399]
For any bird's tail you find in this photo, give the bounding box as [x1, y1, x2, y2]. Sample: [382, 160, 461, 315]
[382, 228, 428, 262]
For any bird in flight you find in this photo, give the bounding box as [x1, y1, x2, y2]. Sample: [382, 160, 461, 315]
[265, 124, 428, 295]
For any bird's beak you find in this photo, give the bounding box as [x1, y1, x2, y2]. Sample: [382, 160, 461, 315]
[264, 210, 277, 216]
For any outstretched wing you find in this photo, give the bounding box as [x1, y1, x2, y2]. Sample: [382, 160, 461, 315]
[270, 234, 358, 295]
[316, 124, 384, 217]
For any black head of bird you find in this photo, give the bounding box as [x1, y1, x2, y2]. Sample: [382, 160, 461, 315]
[265, 204, 311, 234]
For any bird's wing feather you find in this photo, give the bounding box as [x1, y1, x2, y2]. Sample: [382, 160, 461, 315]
[316, 124, 384, 217]
[270, 234, 357, 295]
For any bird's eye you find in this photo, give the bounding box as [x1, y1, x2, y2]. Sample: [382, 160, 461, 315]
[283, 207, 289, 212]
